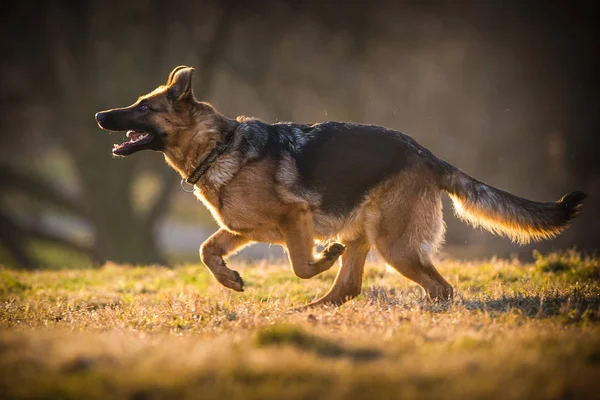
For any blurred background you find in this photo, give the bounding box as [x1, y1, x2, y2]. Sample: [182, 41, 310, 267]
[0, 0, 598, 269]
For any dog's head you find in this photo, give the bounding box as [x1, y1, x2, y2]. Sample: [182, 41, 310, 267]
[95, 66, 219, 158]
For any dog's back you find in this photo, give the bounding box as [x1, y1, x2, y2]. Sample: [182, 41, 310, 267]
[261, 119, 586, 244]
[293, 122, 426, 214]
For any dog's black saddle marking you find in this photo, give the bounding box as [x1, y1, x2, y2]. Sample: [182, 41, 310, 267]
[294, 122, 418, 214]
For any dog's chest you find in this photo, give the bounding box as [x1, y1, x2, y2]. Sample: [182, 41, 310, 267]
[195, 161, 286, 234]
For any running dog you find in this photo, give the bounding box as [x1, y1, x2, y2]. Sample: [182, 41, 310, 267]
[95, 66, 586, 306]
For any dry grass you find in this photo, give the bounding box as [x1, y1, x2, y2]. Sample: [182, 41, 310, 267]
[1, 250, 599, 399]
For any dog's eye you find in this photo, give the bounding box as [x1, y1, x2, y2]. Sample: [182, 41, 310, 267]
[139, 103, 150, 112]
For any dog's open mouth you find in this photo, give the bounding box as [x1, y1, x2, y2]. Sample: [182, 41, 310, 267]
[112, 130, 155, 156]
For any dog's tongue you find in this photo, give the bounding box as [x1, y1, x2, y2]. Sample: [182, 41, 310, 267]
[112, 131, 151, 155]
[112, 131, 141, 153]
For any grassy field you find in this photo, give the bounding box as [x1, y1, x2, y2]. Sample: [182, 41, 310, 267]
[1, 250, 599, 399]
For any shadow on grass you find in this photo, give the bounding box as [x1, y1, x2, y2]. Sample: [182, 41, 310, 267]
[363, 286, 600, 321]
[461, 293, 600, 320]
[255, 324, 381, 361]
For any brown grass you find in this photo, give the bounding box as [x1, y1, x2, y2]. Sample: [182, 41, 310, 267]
[1, 250, 599, 399]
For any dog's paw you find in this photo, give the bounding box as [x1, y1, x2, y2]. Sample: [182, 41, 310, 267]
[216, 269, 244, 292]
[323, 242, 346, 259]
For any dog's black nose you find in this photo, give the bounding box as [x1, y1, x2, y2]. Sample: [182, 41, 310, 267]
[95, 112, 106, 124]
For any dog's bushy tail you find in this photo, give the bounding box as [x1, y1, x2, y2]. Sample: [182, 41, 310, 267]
[437, 164, 586, 244]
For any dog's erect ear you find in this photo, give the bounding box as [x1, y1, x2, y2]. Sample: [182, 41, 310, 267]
[166, 66, 188, 86]
[167, 66, 195, 101]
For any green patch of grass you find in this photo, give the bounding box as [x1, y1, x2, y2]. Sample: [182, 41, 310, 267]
[0, 269, 30, 295]
[534, 249, 600, 279]
[256, 324, 380, 360]
[0, 240, 95, 271]
[27, 240, 95, 270]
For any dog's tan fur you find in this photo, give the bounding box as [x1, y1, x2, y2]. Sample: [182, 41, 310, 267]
[96, 66, 585, 307]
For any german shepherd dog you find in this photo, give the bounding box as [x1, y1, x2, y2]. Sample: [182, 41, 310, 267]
[95, 66, 586, 307]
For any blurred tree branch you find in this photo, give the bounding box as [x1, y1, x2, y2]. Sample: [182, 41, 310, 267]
[0, 211, 38, 270]
[21, 222, 101, 264]
[0, 165, 90, 219]
[0, 208, 100, 270]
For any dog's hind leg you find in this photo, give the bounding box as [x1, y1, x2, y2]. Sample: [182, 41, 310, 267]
[368, 216, 452, 300]
[365, 178, 453, 300]
[200, 229, 250, 292]
[377, 249, 452, 300]
[302, 235, 370, 308]
[279, 205, 346, 279]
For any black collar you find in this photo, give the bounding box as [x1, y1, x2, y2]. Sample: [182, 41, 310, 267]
[185, 132, 235, 185]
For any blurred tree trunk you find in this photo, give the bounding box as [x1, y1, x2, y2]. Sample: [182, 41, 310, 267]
[0, 0, 234, 267]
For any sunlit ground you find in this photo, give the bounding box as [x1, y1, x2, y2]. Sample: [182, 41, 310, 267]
[1, 250, 599, 399]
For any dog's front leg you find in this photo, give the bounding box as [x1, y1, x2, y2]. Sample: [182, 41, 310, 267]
[200, 229, 250, 292]
[279, 205, 346, 279]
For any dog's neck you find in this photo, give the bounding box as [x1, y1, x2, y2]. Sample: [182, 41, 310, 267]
[163, 114, 239, 180]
